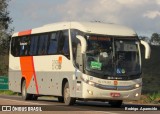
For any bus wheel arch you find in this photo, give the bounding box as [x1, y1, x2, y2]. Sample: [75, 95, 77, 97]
[21, 77, 38, 101]
[62, 78, 68, 96]
[62, 79, 76, 105]
[57, 78, 68, 103]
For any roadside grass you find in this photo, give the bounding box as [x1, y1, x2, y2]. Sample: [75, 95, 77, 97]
[146, 92, 160, 104]
[130, 92, 160, 104]
[0, 90, 17, 95]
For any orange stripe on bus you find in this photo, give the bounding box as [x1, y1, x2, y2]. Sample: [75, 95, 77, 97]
[20, 57, 34, 89]
[20, 56, 39, 94]
[18, 30, 32, 36]
[31, 57, 39, 94]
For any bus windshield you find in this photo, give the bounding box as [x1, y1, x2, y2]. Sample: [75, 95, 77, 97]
[85, 35, 141, 79]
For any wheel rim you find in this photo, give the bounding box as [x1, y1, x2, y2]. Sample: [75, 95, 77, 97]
[22, 84, 26, 97]
[64, 87, 70, 102]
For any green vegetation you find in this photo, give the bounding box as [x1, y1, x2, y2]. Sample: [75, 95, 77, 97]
[141, 46, 160, 94]
[0, 0, 12, 75]
[0, 90, 17, 95]
[147, 92, 160, 104]
[139, 92, 160, 104]
[150, 33, 160, 45]
[0, 55, 8, 75]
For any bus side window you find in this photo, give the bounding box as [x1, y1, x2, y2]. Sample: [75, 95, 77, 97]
[48, 32, 58, 54]
[11, 37, 20, 57]
[58, 30, 70, 59]
[20, 37, 30, 56]
[38, 34, 48, 55]
[30, 35, 39, 55]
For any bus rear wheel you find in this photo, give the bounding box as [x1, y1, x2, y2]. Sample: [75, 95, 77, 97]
[31, 94, 38, 100]
[21, 80, 31, 100]
[63, 82, 75, 105]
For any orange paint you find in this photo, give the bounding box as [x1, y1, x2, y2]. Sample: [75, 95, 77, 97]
[18, 30, 32, 36]
[20, 56, 39, 94]
[58, 56, 62, 63]
[20, 57, 34, 89]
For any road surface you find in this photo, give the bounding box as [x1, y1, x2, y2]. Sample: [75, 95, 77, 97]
[0, 95, 159, 114]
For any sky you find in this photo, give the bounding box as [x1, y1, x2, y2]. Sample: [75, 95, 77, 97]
[8, 0, 160, 37]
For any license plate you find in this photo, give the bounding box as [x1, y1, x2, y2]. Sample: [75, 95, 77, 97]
[110, 93, 121, 97]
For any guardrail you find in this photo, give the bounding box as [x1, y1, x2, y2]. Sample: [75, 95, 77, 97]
[0, 76, 8, 90]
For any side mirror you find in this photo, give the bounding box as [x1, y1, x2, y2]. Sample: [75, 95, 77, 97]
[76, 35, 87, 54]
[140, 40, 151, 59]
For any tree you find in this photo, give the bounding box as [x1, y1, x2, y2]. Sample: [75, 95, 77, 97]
[139, 36, 150, 43]
[0, 0, 12, 75]
[0, 0, 13, 55]
[150, 33, 160, 46]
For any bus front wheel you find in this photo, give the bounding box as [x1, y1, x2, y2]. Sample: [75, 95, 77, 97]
[63, 82, 75, 105]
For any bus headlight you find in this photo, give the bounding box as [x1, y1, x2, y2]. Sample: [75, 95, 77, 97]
[135, 83, 141, 88]
[135, 93, 139, 97]
[88, 81, 95, 86]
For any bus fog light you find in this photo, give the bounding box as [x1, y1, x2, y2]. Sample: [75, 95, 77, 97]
[135, 84, 140, 88]
[87, 90, 93, 95]
[135, 93, 139, 97]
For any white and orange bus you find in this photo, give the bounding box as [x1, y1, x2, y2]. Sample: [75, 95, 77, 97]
[9, 21, 151, 107]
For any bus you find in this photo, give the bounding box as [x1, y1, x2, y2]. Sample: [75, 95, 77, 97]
[9, 21, 151, 107]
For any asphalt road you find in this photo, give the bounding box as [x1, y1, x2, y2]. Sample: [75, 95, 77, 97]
[0, 95, 159, 114]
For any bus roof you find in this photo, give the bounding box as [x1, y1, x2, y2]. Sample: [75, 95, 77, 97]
[12, 21, 137, 37]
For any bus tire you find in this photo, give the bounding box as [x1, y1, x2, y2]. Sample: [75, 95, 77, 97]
[31, 94, 38, 100]
[21, 80, 31, 100]
[58, 96, 64, 103]
[63, 82, 75, 105]
[109, 100, 122, 107]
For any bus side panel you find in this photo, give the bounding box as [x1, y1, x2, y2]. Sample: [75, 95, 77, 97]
[9, 54, 77, 97]
[26, 76, 37, 94]
[9, 69, 22, 93]
[28, 72, 74, 96]
[26, 55, 76, 97]
[9, 56, 22, 93]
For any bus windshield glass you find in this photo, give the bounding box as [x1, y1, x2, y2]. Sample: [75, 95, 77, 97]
[85, 35, 141, 79]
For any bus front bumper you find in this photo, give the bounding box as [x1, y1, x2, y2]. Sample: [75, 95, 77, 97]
[82, 82, 141, 101]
